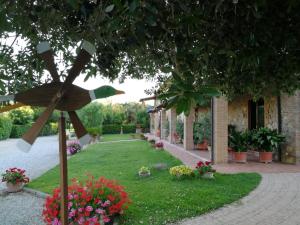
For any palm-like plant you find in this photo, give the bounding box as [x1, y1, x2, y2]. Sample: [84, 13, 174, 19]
[157, 72, 220, 116]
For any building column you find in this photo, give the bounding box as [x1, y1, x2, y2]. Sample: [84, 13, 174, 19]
[280, 91, 300, 164]
[160, 110, 167, 139]
[184, 108, 195, 150]
[212, 97, 228, 164]
[154, 112, 160, 137]
[150, 113, 155, 134]
[169, 108, 177, 143]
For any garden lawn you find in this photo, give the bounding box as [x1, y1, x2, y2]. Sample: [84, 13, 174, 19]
[28, 139, 261, 225]
[100, 133, 138, 142]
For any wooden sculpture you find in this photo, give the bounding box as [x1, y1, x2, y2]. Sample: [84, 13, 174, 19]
[0, 40, 124, 225]
[0, 41, 124, 152]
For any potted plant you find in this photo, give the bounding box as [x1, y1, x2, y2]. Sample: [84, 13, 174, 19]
[252, 127, 285, 163]
[229, 130, 249, 163]
[148, 139, 156, 147]
[193, 115, 211, 150]
[155, 142, 164, 150]
[138, 166, 151, 177]
[43, 177, 131, 225]
[169, 165, 194, 179]
[1, 167, 30, 192]
[195, 161, 216, 179]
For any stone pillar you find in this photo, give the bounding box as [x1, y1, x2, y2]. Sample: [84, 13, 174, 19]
[281, 91, 300, 164]
[184, 108, 195, 150]
[169, 108, 177, 143]
[161, 110, 167, 139]
[212, 97, 228, 164]
[150, 113, 155, 134]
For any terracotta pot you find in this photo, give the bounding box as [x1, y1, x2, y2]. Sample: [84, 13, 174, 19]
[156, 130, 161, 137]
[197, 139, 208, 150]
[6, 182, 23, 193]
[233, 152, 247, 163]
[259, 151, 273, 163]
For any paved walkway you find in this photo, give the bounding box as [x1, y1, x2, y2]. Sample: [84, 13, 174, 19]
[146, 134, 300, 225]
[0, 136, 59, 225]
[171, 173, 300, 225]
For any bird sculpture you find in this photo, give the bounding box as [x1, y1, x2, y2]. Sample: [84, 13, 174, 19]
[0, 40, 124, 152]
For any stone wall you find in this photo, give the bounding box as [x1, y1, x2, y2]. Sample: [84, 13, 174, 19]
[281, 91, 300, 164]
[228, 96, 249, 131]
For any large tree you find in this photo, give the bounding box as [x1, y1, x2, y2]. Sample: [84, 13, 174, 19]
[0, 0, 299, 100]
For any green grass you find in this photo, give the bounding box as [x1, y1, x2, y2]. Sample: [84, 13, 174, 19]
[100, 133, 138, 142]
[28, 138, 261, 225]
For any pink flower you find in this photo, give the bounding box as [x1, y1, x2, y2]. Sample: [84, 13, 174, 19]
[103, 216, 111, 223]
[95, 208, 105, 214]
[78, 217, 85, 225]
[85, 206, 93, 212]
[68, 202, 73, 209]
[78, 207, 84, 213]
[52, 218, 61, 225]
[101, 200, 111, 207]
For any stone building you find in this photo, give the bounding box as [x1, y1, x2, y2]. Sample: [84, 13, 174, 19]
[147, 91, 300, 165]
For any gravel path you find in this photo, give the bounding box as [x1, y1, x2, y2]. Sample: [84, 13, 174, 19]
[170, 173, 300, 225]
[0, 136, 59, 190]
[0, 136, 59, 224]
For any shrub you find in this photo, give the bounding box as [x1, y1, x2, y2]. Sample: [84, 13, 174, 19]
[9, 106, 33, 125]
[10, 124, 32, 138]
[0, 115, 13, 140]
[176, 120, 184, 141]
[194, 113, 212, 144]
[87, 127, 102, 137]
[78, 102, 104, 129]
[42, 177, 131, 225]
[169, 165, 194, 179]
[102, 124, 120, 134]
[122, 124, 135, 133]
[40, 122, 58, 136]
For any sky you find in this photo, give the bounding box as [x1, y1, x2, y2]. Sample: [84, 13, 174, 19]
[74, 75, 156, 105]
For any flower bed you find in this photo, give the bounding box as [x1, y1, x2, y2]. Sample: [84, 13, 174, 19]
[43, 177, 131, 225]
[67, 140, 82, 155]
[169, 165, 194, 179]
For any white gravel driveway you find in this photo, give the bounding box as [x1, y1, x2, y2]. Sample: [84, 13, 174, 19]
[0, 136, 59, 190]
[0, 136, 59, 225]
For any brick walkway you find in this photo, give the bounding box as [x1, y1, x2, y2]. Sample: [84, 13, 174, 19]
[170, 173, 300, 225]
[145, 134, 300, 173]
[146, 134, 300, 225]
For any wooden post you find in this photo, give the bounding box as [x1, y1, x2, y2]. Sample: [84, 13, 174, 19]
[59, 111, 68, 225]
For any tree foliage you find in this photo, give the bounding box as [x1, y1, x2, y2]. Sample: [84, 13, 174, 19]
[0, 0, 299, 98]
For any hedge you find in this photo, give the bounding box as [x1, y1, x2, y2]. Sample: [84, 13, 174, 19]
[10, 124, 32, 138]
[102, 124, 120, 134]
[122, 124, 136, 133]
[87, 127, 102, 136]
[102, 124, 136, 134]
[10, 122, 58, 138]
[0, 115, 13, 140]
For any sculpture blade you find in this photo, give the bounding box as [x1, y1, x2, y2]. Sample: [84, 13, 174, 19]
[68, 111, 91, 146]
[17, 102, 57, 152]
[37, 42, 60, 82]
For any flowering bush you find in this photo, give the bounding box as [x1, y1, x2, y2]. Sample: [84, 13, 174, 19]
[43, 176, 131, 225]
[169, 165, 193, 179]
[67, 140, 82, 155]
[196, 161, 215, 175]
[1, 167, 29, 184]
[155, 142, 163, 148]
